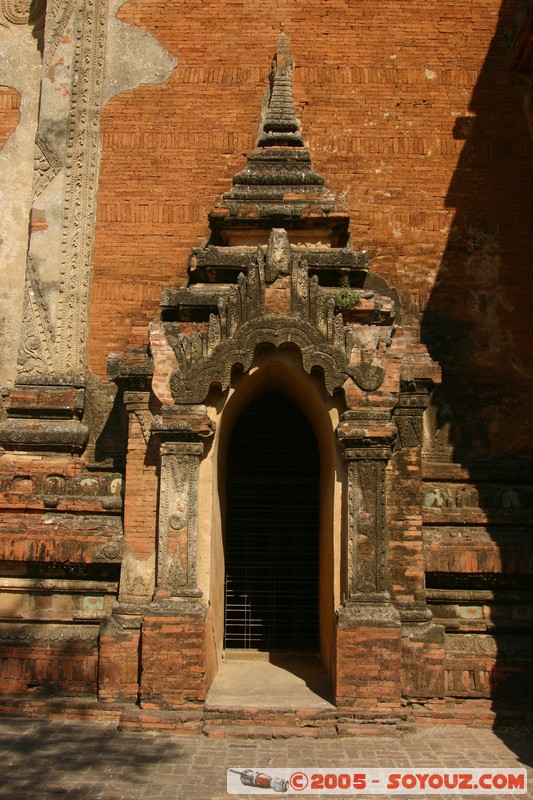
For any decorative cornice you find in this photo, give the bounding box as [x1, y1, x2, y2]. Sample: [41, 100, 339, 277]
[0, 623, 98, 643]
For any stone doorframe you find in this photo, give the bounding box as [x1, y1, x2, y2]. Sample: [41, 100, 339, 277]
[103, 227, 443, 712]
[98, 32, 445, 715]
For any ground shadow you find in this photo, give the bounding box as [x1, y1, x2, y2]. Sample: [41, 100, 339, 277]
[0, 716, 186, 799]
[267, 652, 333, 703]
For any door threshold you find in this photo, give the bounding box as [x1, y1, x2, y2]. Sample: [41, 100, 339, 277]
[223, 649, 320, 662]
[208, 654, 333, 708]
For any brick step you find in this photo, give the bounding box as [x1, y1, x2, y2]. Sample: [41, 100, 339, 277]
[203, 723, 338, 739]
[203, 705, 413, 738]
[0, 694, 122, 723]
[336, 708, 414, 736]
[119, 707, 203, 734]
[411, 698, 533, 728]
[203, 705, 338, 738]
[204, 705, 336, 722]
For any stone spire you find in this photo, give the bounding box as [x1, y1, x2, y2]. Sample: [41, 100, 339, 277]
[257, 33, 304, 147]
[208, 35, 350, 246]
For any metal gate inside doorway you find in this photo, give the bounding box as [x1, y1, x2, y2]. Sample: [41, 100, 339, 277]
[224, 391, 320, 651]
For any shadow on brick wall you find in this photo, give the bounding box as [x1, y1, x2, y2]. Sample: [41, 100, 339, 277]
[421, 0, 533, 748]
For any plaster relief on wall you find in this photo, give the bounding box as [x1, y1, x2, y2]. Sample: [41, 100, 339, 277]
[1, 0, 45, 25]
[103, 0, 177, 105]
[16, 0, 177, 384]
[0, 25, 42, 386]
[167, 231, 391, 405]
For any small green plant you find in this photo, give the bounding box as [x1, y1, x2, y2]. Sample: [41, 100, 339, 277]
[334, 276, 361, 310]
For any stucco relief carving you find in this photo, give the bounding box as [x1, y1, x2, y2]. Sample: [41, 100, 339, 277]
[94, 540, 123, 561]
[18, 257, 57, 377]
[132, 408, 153, 444]
[445, 633, 533, 657]
[16, 0, 177, 383]
[0, 623, 98, 642]
[17, 0, 108, 380]
[54, 0, 108, 377]
[43, 0, 77, 71]
[346, 456, 388, 598]
[265, 227, 291, 280]
[33, 136, 62, 199]
[423, 390, 457, 462]
[394, 381, 430, 449]
[1, 0, 46, 25]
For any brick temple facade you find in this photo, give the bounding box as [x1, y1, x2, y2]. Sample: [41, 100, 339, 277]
[1, 1, 533, 733]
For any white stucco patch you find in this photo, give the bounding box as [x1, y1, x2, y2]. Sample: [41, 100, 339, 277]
[103, 0, 178, 105]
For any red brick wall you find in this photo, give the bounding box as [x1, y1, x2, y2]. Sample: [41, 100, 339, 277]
[336, 626, 402, 707]
[0, 86, 20, 150]
[89, 0, 532, 455]
[0, 641, 98, 695]
[140, 617, 209, 709]
[98, 622, 141, 703]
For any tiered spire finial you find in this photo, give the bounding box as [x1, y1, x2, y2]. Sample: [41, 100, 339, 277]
[258, 34, 304, 147]
[208, 35, 350, 247]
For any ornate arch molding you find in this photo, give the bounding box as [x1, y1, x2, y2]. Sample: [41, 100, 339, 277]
[168, 229, 386, 405]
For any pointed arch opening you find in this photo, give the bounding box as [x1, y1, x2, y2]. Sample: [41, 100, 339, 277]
[224, 390, 320, 651]
[208, 346, 342, 684]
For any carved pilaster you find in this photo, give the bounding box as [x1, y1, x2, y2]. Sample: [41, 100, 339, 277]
[110, 391, 157, 612]
[337, 411, 399, 620]
[335, 413, 402, 707]
[156, 441, 203, 599]
[55, 0, 108, 376]
[345, 453, 388, 600]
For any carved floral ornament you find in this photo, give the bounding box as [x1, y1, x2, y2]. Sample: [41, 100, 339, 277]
[167, 231, 389, 404]
[1, 0, 45, 25]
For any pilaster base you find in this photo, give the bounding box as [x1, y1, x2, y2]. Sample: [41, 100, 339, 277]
[140, 601, 211, 710]
[336, 602, 402, 709]
[98, 615, 141, 704]
[401, 620, 445, 699]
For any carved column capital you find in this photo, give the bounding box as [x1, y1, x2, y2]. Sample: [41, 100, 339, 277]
[337, 409, 397, 459]
[123, 391, 153, 445]
[123, 391, 151, 410]
[160, 441, 204, 458]
[151, 404, 215, 445]
[393, 380, 431, 450]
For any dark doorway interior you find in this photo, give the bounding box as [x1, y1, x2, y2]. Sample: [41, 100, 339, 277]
[224, 391, 320, 651]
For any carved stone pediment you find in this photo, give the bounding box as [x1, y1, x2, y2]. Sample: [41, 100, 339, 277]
[166, 229, 388, 403]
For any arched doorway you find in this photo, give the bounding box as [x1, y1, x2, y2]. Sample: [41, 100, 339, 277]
[224, 390, 320, 652]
